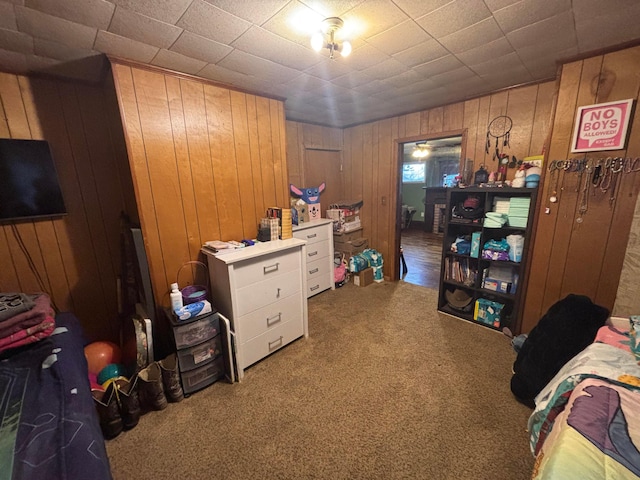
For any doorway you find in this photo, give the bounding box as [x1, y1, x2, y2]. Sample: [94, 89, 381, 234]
[396, 132, 466, 287]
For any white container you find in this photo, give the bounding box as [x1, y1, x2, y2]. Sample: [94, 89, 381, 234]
[170, 282, 183, 311]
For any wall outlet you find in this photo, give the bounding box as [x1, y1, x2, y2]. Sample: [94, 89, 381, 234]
[420, 212, 425, 217]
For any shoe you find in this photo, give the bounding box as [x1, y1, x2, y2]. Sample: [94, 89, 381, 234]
[138, 362, 167, 411]
[92, 383, 123, 439]
[159, 354, 184, 402]
[115, 375, 141, 429]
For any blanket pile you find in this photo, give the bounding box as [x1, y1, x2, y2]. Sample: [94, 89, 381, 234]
[0, 292, 56, 354]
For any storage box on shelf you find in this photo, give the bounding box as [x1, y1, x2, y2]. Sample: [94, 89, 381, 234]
[437, 187, 537, 334]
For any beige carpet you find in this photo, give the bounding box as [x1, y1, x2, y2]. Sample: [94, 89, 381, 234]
[106, 281, 535, 480]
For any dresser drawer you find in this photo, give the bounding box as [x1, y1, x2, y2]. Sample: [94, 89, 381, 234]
[172, 312, 220, 349]
[306, 257, 332, 296]
[241, 318, 304, 369]
[293, 224, 329, 245]
[305, 239, 330, 262]
[232, 249, 301, 288]
[177, 335, 222, 372]
[235, 271, 301, 317]
[181, 355, 224, 394]
[236, 293, 303, 342]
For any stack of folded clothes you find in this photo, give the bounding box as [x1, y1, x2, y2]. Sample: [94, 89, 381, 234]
[0, 293, 56, 354]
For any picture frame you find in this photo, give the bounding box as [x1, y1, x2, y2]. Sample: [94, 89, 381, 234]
[571, 99, 634, 153]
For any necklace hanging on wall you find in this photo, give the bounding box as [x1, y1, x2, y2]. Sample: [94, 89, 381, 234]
[485, 115, 513, 162]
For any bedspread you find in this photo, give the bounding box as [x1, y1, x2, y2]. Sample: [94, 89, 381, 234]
[0, 312, 112, 480]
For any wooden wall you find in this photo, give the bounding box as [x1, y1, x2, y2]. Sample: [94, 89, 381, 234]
[111, 60, 289, 313]
[522, 45, 640, 333]
[0, 72, 135, 343]
[335, 81, 556, 280]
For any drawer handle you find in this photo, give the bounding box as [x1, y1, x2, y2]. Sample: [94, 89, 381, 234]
[263, 262, 279, 274]
[307, 233, 317, 239]
[309, 268, 319, 274]
[310, 284, 320, 291]
[308, 251, 318, 257]
[268, 336, 284, 350]
[267, 312, 282, 326]
[276, 287, 281, 298]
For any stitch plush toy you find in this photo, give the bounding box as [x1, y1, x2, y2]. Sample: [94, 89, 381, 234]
[290, 183, 325, 221]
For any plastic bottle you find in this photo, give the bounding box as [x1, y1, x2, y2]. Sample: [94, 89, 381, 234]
[170, 283, 183, 312]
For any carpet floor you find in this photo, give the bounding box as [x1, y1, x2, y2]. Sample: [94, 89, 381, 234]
[106, 281, 535, 479]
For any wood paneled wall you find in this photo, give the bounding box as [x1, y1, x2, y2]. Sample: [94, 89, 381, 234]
[522, 46, 640, 333]
[110, 61, 289, 313]
[335, 82, 556, 280]
[0, 72, 134, 343]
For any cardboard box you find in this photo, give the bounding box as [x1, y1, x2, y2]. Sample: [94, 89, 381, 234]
[354, 267, 374, 287]
[482, 277, 512, 293]
[334, 237, 368, 255]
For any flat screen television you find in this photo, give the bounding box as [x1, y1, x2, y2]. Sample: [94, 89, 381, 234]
[0, 139, 67, 223]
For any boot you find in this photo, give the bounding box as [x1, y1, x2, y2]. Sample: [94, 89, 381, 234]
[115, 375, 141, 429]
[159, 354, 184, 402]
[138, 362, 167, 411]
[92, 383, 123, 439]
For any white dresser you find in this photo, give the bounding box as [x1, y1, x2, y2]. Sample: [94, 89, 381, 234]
[292, 218, 335, 298]
[202, 239, 308, 381]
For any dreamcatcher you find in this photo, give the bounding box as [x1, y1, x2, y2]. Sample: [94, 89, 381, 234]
[485, 115, 513, 162]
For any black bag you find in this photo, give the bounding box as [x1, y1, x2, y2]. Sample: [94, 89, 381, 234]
[510, 294, 609, 407]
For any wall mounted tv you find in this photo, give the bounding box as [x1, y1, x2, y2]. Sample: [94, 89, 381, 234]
[0, 139, 67, 223]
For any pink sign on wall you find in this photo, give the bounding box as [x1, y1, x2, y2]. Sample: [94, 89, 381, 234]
[571, 99, 634, 153]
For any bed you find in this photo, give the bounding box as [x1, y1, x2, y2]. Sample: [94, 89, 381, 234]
[0, 312, 112, 480]
[529, 323, 640, 479]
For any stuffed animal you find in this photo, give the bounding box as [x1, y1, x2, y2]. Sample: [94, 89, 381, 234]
[290, 183, 325, 221]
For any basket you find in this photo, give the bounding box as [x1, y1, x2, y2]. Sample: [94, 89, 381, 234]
[177, 261, 209, 305]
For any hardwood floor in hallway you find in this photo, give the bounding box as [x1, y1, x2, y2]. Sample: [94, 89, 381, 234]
[399, 225, 443, 289]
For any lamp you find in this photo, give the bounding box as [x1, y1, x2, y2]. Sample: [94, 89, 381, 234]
[412, 142, 431, 158]
[311, 17, 352, 59]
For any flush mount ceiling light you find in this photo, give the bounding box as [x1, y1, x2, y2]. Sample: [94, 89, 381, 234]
[311, 17, 352, 59]
[412, 142, 431, 158]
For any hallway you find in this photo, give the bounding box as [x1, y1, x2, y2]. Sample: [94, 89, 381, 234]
[400, 225, 443, 290]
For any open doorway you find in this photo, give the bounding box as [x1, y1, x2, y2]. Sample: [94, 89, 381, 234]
[396, 132, 466, 288]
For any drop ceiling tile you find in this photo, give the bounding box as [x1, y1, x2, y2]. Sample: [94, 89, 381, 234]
[361, 56, 407, 80]
[204, 0, 290, 25]
[390, 0, 452, 19]
[15, 6, 97, 50]
[331, 70, 375, 88]
[366, 20, 431, 56]
[284, 73, 331, 92]
[456, 37, 514, 66]
[370, 85, 401, 100]
[413, 54, 464, 77]
[575, 3, 640, 53]
[429, 65, 477, 86]
[506, 10, 576, 50]
[438, 17, 503, 54]
[483, 0, 520, 11]
[109, 0, 192, 24]
[299, 0, 365, 17]
[341, 0, 410, 38]
[481, 64, 533, 89]
[416, 0, 491, 39]
[170, 31, 232, 64]
[198, 62, 252, 86]
[218, 48, 301, 84]
[176, 0, 251, 45]
[150, 49, 207, 74]
[572, 0, 637, 22]
[354, 78, 385, 95]
[94, 30, 159, 63]
[256, 0, 322, 47]
[0, 48, 27, 72]
[381, 69, 423, 89]
[393, 38, 448, 68]
[24, 0, 115, 30]
[468, 51, 525, 77]
[346, 42, 390, 70]
[34, 37, 96, 61]
[304, 58, 351, 81]
[0, 2, 17, 30]
[394, 77, 439, 97]
[0, 27, 33, 54]
[492, 0, 570, 34]
[109, 7, 182, 50]
[231, 25, 321, 70]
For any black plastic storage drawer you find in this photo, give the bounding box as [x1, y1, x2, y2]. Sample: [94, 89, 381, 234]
[181, 355, 224, 394]
[177, 335, 222, 372]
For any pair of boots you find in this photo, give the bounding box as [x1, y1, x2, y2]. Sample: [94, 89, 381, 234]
[137, 353, 184, 411]
[92, 375, 140, 440]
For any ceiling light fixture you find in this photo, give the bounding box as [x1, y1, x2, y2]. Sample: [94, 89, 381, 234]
[311, 17, 352, 59]
[412, 142, 431, 158]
